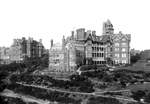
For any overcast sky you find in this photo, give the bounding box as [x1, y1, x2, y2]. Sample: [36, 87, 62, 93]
[0, 0, 149, 50]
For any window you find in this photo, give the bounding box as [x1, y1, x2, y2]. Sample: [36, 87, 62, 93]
[122, 60, 127, 64]
[115, 53, 119, 57]
[122, 38, 125, 41]
[115, 43, 119, 47]
[122, 43, 126, 47]
[122, 53, 126, 57]
[115, 60, 119, 64]
[110, 48, 113, 51]
[115, 48, 119, 52]
[92, 53, 94, 57]
[122, 48, 126, 52]
[115, 38, 119, 42]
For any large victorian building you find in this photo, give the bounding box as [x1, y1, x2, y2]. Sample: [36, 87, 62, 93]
[10, 37, 44, 63]
[49, 20, 131, 72]
[102, 20, 131, 64]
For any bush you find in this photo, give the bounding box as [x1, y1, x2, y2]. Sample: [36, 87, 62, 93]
[87, 96, 122, 104]
[7, 83, 81, 104]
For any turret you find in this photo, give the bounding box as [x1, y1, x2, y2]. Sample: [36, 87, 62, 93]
[103, 20, 114, 35]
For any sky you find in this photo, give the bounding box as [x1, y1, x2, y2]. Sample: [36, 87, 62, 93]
[0, 0, 150, 51]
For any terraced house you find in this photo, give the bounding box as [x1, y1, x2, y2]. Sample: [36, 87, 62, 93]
[49, 20, 131, 72]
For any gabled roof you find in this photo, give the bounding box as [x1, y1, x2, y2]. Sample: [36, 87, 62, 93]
[37, 42, 44, 47]
[100, 35, 110, 43]
[112, 32, 131, 41]
[126, 34, 131, 40]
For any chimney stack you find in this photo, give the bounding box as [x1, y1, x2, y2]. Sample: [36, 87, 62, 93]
[62, 36, 65, 50]
[51, 39, 53, 48]
[71, 31, 74, 40]
[39, 39, 42, 43]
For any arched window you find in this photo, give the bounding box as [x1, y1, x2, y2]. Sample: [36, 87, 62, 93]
[102, 53, 104, 57]
[100, 53, 101, 57]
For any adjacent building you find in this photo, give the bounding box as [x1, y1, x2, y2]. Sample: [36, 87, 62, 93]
[102, 20, 131, 64]
[10, 37, 44, 63]
[0, 47, 11, 64]
[49, 19, 131, 72]
[130, 48, 140, 56]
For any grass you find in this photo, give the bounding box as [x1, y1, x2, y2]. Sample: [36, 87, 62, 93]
[127, 83, 150, 91]
[114, 62, 150, 72]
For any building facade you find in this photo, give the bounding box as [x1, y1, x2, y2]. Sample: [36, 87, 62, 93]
[102, 20, 131, 64]
[49, 29, 109, 72]
[49, 19, 131, 72]
[10, 37, 44, 63]
[0, 47, 11, 64]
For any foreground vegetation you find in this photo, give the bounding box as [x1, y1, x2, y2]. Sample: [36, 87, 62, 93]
[10, 74, 94, 93]
[6, 82, 125, 104]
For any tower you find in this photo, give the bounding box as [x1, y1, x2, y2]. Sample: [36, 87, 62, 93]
[102, 19, 114, 35]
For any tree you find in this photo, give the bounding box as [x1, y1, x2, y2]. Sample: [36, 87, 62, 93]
[140, 50, 150, 60]
[144, 93, 150, 103]
[131, 53, 140, 64]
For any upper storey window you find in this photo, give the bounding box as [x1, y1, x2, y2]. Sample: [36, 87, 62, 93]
[115, 43, 119, 47]
[122, 38, 126, 41]
[115, 38, 119, 42]
[122, 43, 127, 47]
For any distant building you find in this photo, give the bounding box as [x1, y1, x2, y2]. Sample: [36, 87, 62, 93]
[10, 37, 44, 63]
[130, 48, 140, 56]
[0, 47, 11, 64]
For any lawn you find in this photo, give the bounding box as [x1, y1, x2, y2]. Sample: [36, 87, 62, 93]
[127, 83, 150, 91]
[114, 62, 150, 72]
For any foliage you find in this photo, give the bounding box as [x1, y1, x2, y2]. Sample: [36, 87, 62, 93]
[131, 90, 146, 101]
[7, 83, 81, 104]
[140, 49, 150, 60]
[0, 53, 49, 75]
[9, 74, 94, 93]
[87, 96, 122, 104]
[131, 53, 140, 64]
[144, 93, 150, 103]
[0, 97, 27, 104]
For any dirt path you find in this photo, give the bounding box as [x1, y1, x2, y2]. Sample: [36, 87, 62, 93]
[0, 89, 56, 104]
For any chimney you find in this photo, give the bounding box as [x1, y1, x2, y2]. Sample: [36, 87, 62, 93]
[76, 28, 85, 40]
[62, 36, 65, 50]
[71, 31, 74, 40]
[39, 39, 42, 43]
[22, 37, 26, 41]
[102, 22, 106, 35]
[51, 39, 53, 47]
[92, 30, 96, 35]
[13, 39, 16, 43]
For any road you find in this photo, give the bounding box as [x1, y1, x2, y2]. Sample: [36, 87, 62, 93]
[16, 82, 137, 102]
